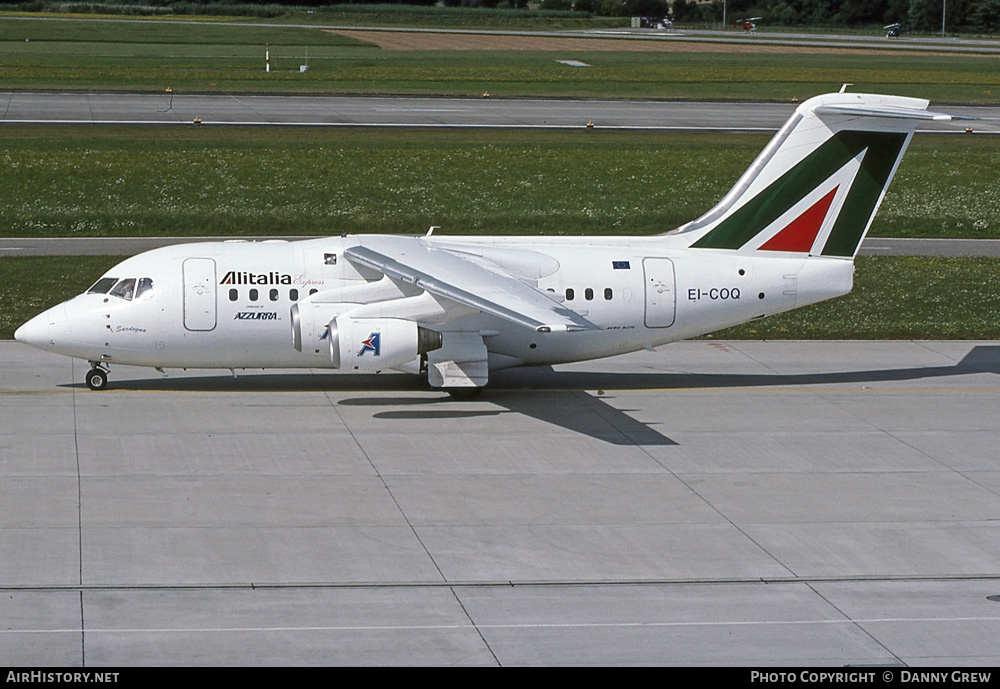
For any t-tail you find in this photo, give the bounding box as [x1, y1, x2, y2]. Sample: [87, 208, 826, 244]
[673, 92, 957, 257]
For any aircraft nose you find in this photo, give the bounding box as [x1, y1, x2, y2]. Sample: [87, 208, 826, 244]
[14, 304, 65, 349]
[14, 313, 48, 347]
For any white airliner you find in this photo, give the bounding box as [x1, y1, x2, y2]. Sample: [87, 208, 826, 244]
[15, 92, 957, 392]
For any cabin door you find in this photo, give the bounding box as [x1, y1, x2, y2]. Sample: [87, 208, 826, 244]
[183, 258, 217, 332]
[643, 257, 676, 328]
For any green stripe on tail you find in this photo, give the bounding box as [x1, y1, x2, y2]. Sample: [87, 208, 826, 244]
[691, 131, 907, 255]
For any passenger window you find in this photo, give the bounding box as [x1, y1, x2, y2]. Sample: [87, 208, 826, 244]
[229, 289, 238, 302]
[604, 288, 613, 301]
[566, 288, 575, 301]
[135, 278, 154, 300]
[87, 277, 117, 295]
[585, 288, 594, 301]
[109, 278, 136, 301]
[269, 288, 279, 302]
[249, 289, 258, 302]
[309, 289, 318, 296]
[289, 289, 299, 302]
[324, 253, 338, 266]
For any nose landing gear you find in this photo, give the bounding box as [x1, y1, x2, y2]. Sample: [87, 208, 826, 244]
[85, 363, 109, 391]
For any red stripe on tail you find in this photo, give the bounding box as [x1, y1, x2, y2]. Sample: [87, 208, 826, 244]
[759, 187, 839, 253]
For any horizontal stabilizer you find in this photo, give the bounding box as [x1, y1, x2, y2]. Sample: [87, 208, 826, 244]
[813, 103, 969, 122]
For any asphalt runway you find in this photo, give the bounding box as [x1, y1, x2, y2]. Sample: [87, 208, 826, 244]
[2, 340, 1000, 665]
[2, 91, 996, 133]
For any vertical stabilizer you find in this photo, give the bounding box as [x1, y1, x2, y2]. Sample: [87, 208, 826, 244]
[674, 93, 954, 258]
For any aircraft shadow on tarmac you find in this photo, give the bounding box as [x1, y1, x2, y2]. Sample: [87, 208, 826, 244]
[67, 346, 1000, 447]
[341, 389, 676, 447]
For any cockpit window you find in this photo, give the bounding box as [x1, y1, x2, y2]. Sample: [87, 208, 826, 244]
[135, 277, 154, 300]
[109, 278, 136, 301]
[88, 277, 118, 295]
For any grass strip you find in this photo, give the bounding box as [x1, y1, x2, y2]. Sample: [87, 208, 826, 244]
[717, 256, 1000, 340]
[1, 127, 996, 239]
[1, 15, 998, 102]
[1, 255, 124, 340]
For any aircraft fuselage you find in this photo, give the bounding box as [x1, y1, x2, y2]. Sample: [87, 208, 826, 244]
[18, 235, 852, 374]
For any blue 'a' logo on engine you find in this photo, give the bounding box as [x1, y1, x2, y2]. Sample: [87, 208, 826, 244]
[357, 332, 381, 357]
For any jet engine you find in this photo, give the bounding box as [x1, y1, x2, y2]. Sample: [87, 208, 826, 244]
[291, 301, 353, 356]
[290, 276, 418, 357]
[329, 316, 442, 372]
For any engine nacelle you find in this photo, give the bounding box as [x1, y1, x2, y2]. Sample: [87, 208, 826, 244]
[291, 301, 358, 357]
[290, 277, 418, 357]
[329, 316, 441, 372]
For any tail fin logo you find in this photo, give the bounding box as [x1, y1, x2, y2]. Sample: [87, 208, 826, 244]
[691, 131, 907, 256]
[758, 186, 839, 253]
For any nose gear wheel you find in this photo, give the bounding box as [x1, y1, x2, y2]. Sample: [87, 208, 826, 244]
[86, 364, 109, 391]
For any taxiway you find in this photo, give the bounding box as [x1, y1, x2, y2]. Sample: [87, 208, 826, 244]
[2, 91, 995, 133]
[2, 340, 999, 665]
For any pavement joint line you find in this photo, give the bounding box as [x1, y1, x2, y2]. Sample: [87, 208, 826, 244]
[5, 572, 1000, 592]
[6, 386, 1000, 395]
[6, 614, 1000, 635]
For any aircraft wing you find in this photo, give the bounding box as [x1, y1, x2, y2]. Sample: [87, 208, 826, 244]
[344, 237, 599, 333]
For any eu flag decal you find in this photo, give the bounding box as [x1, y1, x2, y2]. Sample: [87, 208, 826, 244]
[612, 261, 631, 270]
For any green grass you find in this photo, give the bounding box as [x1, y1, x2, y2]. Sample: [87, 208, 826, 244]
[0, 15, 365, 45]
[3, 6, 617, 31]
[1, 126, 997, 239]
[269, 5, 617, 31]
[1, 15, 999, 102]
[3, 255, 999, 341]
[0, 255, 124, 339]
[718, 257, 1000, 340]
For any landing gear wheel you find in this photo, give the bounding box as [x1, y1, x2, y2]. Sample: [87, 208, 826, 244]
[85, 367, 108, 391]
[445, 387, 483, 400]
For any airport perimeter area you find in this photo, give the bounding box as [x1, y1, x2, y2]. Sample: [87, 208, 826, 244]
[2, 339, 999, 665]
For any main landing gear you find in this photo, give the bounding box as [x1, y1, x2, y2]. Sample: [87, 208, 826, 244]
[85, 363, 109, 391]
[444, 387, 484, 400]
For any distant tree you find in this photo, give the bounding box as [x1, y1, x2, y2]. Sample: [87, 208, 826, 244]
[968, 0, 1000, 32]
[595, 0, 669, 16]
[630, 0, 670, 15]
[908, 0, 984, 32]
[885, 0, 910, 24]
[724, 0, 757, 15]
[767, 1, 803, 25]
[839, 0, 889, 25]
[807, 0, 840, 23]
[671, 0, 692, 20]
